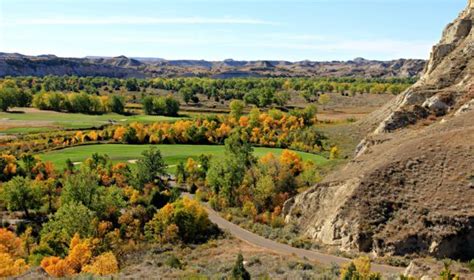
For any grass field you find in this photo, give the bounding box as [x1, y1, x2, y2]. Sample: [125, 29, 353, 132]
[0, 109, 189, 134]
[39, 144, 329, 172]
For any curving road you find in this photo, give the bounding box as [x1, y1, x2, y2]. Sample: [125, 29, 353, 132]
[201, 202, 404, 274]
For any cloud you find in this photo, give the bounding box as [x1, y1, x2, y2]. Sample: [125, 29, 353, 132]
[11, 16, 277, 26]
[232, 38, 433, 59]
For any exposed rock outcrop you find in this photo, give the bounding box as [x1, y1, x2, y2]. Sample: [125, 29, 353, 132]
[0, 52, 425, 79]
[284, 2, 474, 260]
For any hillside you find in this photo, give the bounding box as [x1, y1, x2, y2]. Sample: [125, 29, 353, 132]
[283, 1, 474, 262]
[0, 52, 425, 79]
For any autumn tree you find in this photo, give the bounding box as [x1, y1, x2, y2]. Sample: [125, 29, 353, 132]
[40, 202, 96, 256]
[145, 197, 216, 243]
[0, 228, 29, 277]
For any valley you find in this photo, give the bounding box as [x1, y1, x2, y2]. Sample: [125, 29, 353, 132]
[0, 1, 473, 279]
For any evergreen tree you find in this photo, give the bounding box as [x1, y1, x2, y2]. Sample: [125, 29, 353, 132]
[231, 253, 251, 280]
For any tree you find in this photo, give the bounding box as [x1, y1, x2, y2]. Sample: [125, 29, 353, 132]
[206, 132, 255, 206]
[0, 229, 29, 277]
[180, 87, 193, 104]
[273, 91, 290, 106]
[0, 86, 17, 111]
[61, 172, 102, 211]
[135, 147, 168, 189]
[40, 202, 95, 256]
[231, 253, 250, 280]
[145, 197, 214, 243]
[0, 176, 41, 218]
[109, 95, 125, 114]
[142, 96, 154, 115]
[125, 78, 139, 91]
[229, 100, 245, 119]
[82, 252, 119, 276]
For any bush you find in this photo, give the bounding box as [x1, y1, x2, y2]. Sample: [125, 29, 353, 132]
[231, 253, 250, 280]
[82, 252, 119, 276]
[468, 259, 474, 272]
[145, 197, 217, 244]
[165, 254, 183, 269]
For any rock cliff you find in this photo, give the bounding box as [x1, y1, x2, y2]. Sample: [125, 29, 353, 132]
[0, 53, 425, 79]
[284, 2, 474, 260]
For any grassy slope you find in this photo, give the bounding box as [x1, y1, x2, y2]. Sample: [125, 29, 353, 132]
[39, 144, 329, 172]
[0, 110, 187, 133]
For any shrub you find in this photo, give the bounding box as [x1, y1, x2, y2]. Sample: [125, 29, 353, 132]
[145, 197, 216, 244]
[82, 252, 119, 276]
[165, 254, 183, 269]
[231, 253, 250, 280]
[0, 228, 29, 277]
[468, 259, 474, 272]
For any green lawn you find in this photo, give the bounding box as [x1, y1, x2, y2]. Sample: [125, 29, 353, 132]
[38, 144, 329, 172]
[0, 110, 187, 133]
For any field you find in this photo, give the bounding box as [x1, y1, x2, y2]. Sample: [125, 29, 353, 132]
[39, 144, 329, 172]
[0, 108, 187, 134]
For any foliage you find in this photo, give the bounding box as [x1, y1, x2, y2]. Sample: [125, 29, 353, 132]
[32, 92, 111, 114]
[0, 176, 41, 218]
[135, 147, 168, 189]
[40, 202, 96, 256]
[0, 228, 29, 277]
[439, 261, 459, 280]
[229, 100, 245, 119]
[468, 259, 474, 273]
[142, 95, 180, 116]
[82, 252, 119, 276]
[340, 257, 381, 280]
[330, 146, 340, 160]
[165, 254, 183, 269]
[231, 253, 251, 280]
[145, 197, 215, 243]
[206, 132, 255, 206]
[41, 233, 118, 277]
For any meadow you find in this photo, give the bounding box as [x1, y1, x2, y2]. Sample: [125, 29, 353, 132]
[39, 144, 329, 172]
[0, 109, 187, 134]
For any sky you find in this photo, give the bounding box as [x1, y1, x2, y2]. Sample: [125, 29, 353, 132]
[0, 0, 468, 61]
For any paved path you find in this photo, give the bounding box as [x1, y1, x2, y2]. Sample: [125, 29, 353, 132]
[202, 202, 404, 274]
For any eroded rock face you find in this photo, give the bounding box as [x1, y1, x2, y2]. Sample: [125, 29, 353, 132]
[284, 2, 474, 260]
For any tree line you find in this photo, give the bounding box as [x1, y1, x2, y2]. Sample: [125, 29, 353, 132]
[1, 75, 415, 111]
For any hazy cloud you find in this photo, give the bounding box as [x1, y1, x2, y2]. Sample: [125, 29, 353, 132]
[12, 16, 277, 26]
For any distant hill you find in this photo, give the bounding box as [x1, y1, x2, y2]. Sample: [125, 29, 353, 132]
[0, 52, 425, 79]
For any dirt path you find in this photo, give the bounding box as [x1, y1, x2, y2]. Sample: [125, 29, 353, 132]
[200, 200, 404, 274]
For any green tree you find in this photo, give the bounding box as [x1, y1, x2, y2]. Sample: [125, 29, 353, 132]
[206, 132, 255, 206]
[135, 147, 168, 189]
[231, 253, 251, 280]
[109, 95, 125, 114]
[0, 176, 41, 218]
[0, 86, 17, 111]
[40, 202, 96, 256]
[229, 99, 245, 119]
[273, 91, 290, 106]
[142, 96, 154, 115]
[60, 171, 102, 210]
[180, 87, 193, 104]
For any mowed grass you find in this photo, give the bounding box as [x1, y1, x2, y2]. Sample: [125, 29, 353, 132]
[39, 144, 329, 172]
[0, 109, 187, 133]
